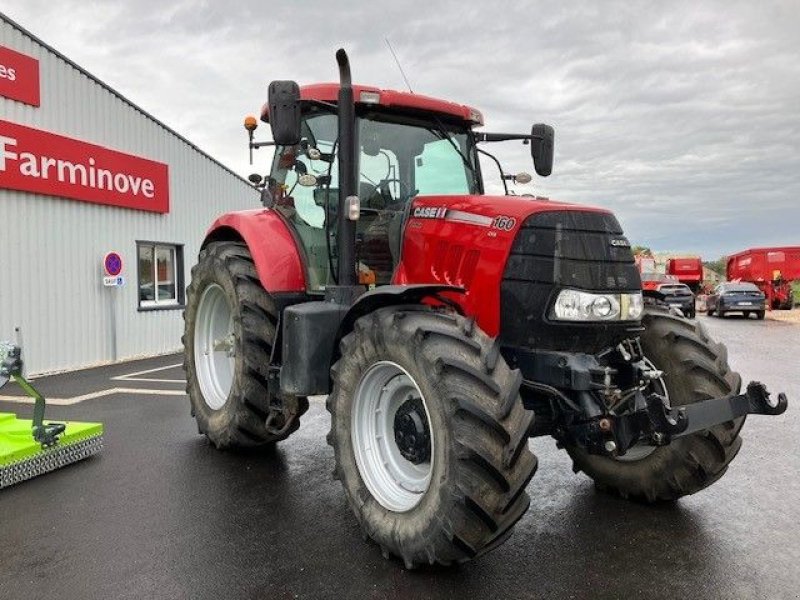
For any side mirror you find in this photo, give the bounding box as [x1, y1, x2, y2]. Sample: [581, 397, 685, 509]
[530, 123, 554, 177]
[267, 80, 302, 146]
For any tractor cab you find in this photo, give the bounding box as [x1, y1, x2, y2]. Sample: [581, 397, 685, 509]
[264, 91, 480, 290]
[251, 82, 553, 294]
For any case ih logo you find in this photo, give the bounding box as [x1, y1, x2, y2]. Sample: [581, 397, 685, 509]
[0, 120, 169, 213]
[492, 216, 517, 231]
[413, 206, 447, 219]
[0, 45, 40, 107]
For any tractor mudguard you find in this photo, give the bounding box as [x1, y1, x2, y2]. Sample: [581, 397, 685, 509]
[337, 284, 465, 337]
[203, 209, 307, 293]
[280, 285, 464, 396]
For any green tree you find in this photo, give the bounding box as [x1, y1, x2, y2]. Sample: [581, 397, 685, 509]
[703, 256, 728, 277]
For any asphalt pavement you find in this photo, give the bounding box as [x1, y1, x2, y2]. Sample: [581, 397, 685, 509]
[1, 315, 798, 599]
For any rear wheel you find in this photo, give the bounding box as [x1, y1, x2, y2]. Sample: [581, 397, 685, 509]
[327, 307, 537, 567]
[743, 311, 751, 318]
[756, 310, 766, 320]
[183, 241, 307, 449]
[566, 310, 744, 502]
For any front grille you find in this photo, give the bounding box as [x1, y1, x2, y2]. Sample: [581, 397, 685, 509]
[500, 210, 641, 353]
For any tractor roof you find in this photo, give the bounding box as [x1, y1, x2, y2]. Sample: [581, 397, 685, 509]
[261, 83, 484, 126]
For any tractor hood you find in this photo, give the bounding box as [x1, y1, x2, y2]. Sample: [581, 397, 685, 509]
[406, 194, 611, 229]
[396, 194, 640, 344]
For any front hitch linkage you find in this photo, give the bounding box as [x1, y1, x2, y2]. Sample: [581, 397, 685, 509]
[570, 381, 788, 457]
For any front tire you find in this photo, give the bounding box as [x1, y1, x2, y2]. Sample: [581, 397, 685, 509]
[567, 310, 744, 502]
[183, 241, 307, 449]
[327, 307, 537, 567]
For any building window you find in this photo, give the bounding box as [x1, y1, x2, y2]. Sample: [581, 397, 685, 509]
[137, 242, 184, 310]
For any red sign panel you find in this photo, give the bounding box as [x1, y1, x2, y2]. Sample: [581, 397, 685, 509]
[0, 45, 40, 107]
[0, 119, 169, 213]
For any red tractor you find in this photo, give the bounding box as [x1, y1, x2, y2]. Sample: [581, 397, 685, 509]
[183, 50, 787, 567]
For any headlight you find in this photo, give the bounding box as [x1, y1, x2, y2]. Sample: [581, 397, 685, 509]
[552, 289, 643, 322]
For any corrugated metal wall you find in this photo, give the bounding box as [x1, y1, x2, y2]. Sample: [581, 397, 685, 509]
[0, 16, 260, 374]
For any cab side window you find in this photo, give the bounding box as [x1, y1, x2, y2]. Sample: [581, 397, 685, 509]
[269, 112, 339, 291]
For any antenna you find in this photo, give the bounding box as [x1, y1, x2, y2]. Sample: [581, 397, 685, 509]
[385, 37, 413, 93]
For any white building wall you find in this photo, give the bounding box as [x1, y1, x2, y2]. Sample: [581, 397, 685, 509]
[0, 17, 259, 374]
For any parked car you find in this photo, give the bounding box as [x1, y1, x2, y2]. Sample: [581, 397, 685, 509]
[657, 282, 696, 318]
[706, 282, 766, 319]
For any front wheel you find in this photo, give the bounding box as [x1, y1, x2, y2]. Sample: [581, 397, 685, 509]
[327, 307, 537, 567]
[566, 310, 744, 502]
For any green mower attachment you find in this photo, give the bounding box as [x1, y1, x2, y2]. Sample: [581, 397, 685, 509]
[0, 342, 103, 489]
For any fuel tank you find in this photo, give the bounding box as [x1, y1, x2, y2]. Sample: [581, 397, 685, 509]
[394, 195, 641, 352]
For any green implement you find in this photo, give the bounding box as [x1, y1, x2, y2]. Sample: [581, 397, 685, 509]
[0, 342, 103, 489]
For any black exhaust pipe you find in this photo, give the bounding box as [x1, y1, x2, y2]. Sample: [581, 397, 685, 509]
[336, 49, 357, 287]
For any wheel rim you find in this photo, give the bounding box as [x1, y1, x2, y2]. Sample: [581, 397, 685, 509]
[351, 361, 433, 512]
[616, 357, 670, 462]
[194, 283, 235, 410]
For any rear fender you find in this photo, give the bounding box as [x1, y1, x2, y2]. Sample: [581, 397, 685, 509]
[202, 209, 306, 293]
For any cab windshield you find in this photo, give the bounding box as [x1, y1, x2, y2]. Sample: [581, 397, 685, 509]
[268, 108, 478, 290]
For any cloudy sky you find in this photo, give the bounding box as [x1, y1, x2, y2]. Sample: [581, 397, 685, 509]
[3, 1, 798, 258]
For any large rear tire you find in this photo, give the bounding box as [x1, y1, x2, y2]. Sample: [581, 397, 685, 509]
[327, 307, 537, 567]
[567, 310, 744, 502]
[183, 241, 307, 449]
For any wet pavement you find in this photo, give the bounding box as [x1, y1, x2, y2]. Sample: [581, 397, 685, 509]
[1, 315, 798, 599]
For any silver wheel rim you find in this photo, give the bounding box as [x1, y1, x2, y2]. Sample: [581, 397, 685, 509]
[615, 357, 669, 462]
[351, 361, 433, 512]
[194, 283, 235, 411]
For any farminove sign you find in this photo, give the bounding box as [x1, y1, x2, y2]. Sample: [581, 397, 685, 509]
[0, 45, 40, 106]
[0, 119, 169, 213]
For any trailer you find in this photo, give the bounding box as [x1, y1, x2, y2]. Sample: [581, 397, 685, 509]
[727, 246, 800, 310]
[666, 257, 703, 293]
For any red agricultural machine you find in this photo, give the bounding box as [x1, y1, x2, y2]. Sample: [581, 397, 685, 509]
[666, 257, 703, 293]
[634, 255, 680, 292]
[728, 247, 799, 310]
[182, 50, 788, 567]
